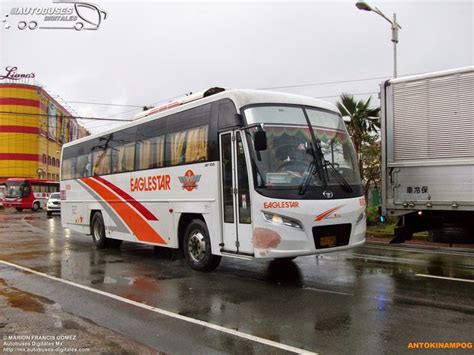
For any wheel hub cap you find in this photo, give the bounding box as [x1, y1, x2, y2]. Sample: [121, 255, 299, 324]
[188, 231, 206, 262]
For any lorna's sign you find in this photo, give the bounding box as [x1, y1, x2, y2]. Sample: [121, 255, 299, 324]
[0, 66, 35, 81]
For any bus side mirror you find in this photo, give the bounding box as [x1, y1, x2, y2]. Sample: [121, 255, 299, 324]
[254, 130, 267, 151]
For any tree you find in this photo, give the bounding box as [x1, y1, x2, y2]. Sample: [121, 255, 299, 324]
[336, 94, 381, 197]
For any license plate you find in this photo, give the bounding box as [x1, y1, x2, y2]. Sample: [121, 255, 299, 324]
[320, 235, 337, 247]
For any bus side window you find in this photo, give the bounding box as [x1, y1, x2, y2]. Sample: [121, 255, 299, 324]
[92, 149, 112, 176]
[136, 137, 163, 170]
[185, 126, 208, 163]
[167, 131, 187, 166]
[75, 154, 91, 178]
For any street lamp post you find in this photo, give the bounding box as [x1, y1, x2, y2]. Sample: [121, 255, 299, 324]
[356, 1, 402, 78]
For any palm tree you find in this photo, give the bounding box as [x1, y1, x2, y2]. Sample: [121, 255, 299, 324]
[336, 94, 380, 156]
[336, 94, 380, 189]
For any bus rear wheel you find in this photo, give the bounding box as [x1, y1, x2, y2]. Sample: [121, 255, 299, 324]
[91, 212, 122, 249]
[183, 219, 221, 272]
[32, 202, 40, 212]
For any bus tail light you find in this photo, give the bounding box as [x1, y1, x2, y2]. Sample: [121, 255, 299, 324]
[262, 211, 303, 230]
[60, 190, 66, 200]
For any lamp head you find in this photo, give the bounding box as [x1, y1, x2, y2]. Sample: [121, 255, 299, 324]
[356, 1, 373, 11]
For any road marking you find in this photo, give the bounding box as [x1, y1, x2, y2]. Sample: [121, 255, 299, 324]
[415, 274, 474, 283]
[0, 260, 317, 355]
[303, 287, 353, 297]
[364, 244, 474, 257]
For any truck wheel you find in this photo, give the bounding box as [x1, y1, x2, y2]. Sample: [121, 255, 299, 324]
[15, 208, 23, 212]
[91, 212, 108, 248]
[31, 202, 40, 212]
[183, 219, 221, 272]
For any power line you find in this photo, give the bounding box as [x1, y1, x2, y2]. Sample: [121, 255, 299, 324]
[314, 91, 379, 99]
[65, 101, 143, 108]
[257, 72, 422, 90]
[257, 75, 389, 90]
[0, 111, 133, 122]
[106, 92, 191, 118]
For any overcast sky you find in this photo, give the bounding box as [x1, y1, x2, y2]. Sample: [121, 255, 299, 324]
[1, 0, 473, 133]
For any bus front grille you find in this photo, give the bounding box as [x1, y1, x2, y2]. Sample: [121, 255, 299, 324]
[312, 224, 352, 249]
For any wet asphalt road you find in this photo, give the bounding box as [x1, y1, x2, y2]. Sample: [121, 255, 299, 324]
[0, 210, 473, 354]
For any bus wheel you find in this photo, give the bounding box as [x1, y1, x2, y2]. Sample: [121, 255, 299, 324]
[91, 212, 108, 248]
[183, 219, 221, 272]
[32, 202, 40, 212]
[15, 208, 23, 212]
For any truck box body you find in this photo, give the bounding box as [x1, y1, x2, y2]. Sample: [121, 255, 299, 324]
[381, 67, 474, 241]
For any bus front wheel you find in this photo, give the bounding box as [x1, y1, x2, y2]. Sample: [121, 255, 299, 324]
[183, 219, 221, 272]
[32, 202, 40, 212]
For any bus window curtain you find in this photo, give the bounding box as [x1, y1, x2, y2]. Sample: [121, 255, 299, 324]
[171, 131, 187, 165]
[185, 126, 208, 163]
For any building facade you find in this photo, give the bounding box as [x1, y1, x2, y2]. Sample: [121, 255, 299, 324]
[0, 83, 88, 184]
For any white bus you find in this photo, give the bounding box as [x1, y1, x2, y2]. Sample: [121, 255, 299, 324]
[61, 88, 366, 271]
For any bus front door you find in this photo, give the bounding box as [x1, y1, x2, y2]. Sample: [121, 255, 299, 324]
[219, 131, 253, 255]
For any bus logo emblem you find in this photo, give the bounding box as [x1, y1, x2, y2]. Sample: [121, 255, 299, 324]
[179, 170, 201, 192]
[322, 190, 333, 199]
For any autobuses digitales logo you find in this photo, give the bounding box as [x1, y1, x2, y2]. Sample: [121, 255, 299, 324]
[2, 1, 107, 31]
[179, 170, 201, 192]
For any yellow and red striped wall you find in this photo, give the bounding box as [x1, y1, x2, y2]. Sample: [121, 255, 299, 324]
[0, 83, 88, 184]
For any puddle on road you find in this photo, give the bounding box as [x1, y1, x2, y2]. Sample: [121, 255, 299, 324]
[0, 278, 54, 313]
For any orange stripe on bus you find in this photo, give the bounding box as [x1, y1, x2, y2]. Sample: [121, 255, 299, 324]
[314, 205, 344, 222]
[82, 177, 166, 245]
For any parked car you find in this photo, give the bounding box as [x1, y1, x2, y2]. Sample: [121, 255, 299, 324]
[46, 192, 61, 217]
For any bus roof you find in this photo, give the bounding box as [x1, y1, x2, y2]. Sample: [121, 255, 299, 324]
[62, 89, 340, 148]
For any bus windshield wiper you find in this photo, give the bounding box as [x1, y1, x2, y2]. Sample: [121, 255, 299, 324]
[298, 160, 353, 195]
[298, 160, 316, 195]
[322, 160, 353, 193]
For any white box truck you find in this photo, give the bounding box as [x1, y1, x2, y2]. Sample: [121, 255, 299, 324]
[381, 66, 474, 243]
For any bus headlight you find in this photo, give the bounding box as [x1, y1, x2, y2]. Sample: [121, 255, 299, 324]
[262, 211, 303, 230]
[356, 212, 365, 225]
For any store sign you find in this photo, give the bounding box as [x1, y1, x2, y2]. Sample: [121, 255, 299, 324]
[0, 66, 35, 81]
[1, 1, 107, 31]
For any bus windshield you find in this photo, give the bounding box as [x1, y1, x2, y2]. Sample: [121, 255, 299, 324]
[244, 105, 362, 198]
[5, 181, 29, 198]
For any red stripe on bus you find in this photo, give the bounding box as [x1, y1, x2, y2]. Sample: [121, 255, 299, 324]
[0, 153, 40, 161]
[92, 176, 158, 221]
[81, 177, 166, 245]
[314, 205, 344, 222]
[0, 98, 40, 108]
[0, 125, 40, 134]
